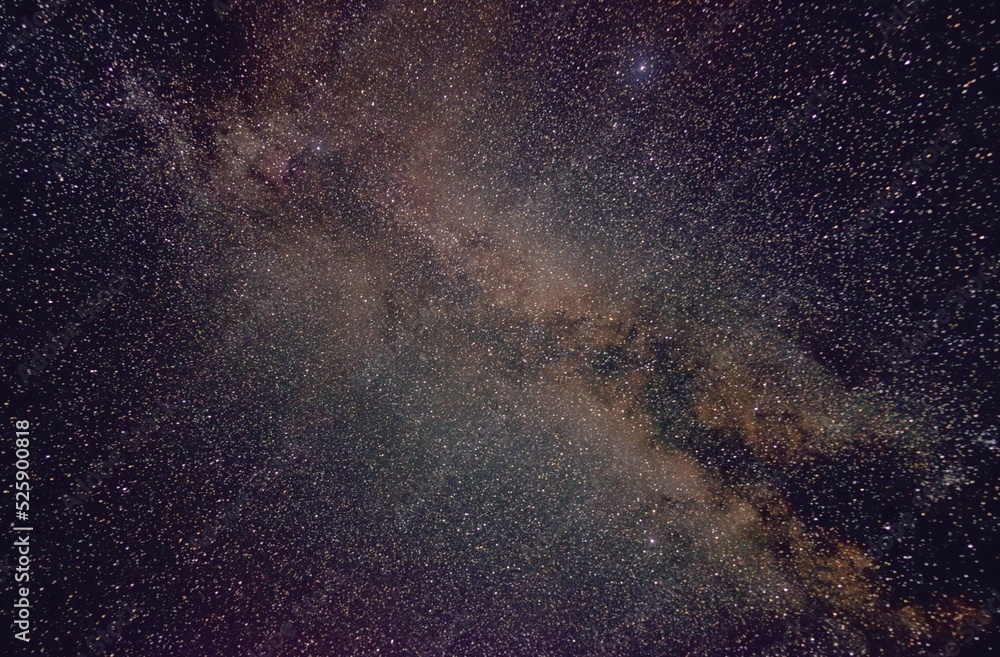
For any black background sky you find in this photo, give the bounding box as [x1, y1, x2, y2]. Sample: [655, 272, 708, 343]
[1, 1, 998, 656]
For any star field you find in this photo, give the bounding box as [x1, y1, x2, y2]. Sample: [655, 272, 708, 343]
[1, 1, 998, 656]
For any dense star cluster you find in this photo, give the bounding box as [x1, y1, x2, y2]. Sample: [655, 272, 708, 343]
[1, 1, 997, 656]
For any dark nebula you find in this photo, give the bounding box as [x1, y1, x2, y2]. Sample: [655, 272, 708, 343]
[1, 1, 998, 656]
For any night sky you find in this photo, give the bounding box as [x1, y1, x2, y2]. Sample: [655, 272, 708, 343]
[1, 1, 998, 655]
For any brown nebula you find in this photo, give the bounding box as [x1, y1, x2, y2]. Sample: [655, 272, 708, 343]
[169, 1, 955, 653]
